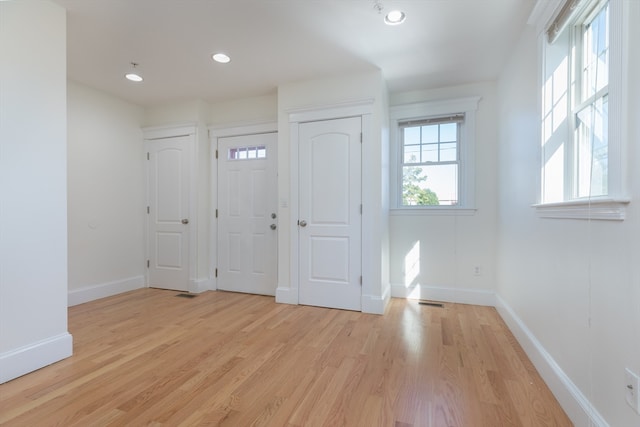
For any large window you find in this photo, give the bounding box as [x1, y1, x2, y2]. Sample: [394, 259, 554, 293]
[538, 0, 628, 219]
[390, 97, 480, 213]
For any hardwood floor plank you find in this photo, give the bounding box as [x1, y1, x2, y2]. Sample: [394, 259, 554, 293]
[0, 290, 572, 426]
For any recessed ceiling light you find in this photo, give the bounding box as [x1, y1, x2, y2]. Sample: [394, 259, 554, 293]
[212, 53, 231, 64]
[125, 73, 143, 82]
[125, 62, 143, 82]
[385, 10, 406, 25]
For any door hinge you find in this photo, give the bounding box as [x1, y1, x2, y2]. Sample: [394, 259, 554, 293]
[147, 260, 150, 268]
[215, 209, 218, 218]
[215, 149, 218, 159]
[215, 268, 218, 278]
[360, 204, 362, 214]
[359, 275, 362, 285]
[147, 206, 150, 214]
[147, 152, 150, 160]
[360, 133, 363, 143]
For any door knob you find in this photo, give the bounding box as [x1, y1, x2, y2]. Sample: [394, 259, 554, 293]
[181, 219, 189, 224]
[299, 220, 307, 227]
[270, 224, 277, 230]
[271, 213, 277, 219]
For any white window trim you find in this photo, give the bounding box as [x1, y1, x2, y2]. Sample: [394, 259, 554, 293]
[534, 0, 629, 221]
[389, 97, 480, 214]
[533, 197, 629, 220]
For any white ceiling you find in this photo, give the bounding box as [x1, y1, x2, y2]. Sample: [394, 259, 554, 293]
[53, 0, 535, 107]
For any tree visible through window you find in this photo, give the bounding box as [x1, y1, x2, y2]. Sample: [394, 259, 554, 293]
[400, 118, 461, 206]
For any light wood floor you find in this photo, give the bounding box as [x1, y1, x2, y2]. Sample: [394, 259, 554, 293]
[0, 289, 571, 426]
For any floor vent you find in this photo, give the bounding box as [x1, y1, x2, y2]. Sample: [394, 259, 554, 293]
[176, 293, 197, 299]
[418, 301, 444, 308]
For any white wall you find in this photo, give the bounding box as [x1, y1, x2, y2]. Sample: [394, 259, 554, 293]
[276, 71, 390, 313]
[67, 82, 146, 304]
[143, 99, 209, 128]
[387, 82, 499, 305]
[209, 94, 277, 126]
[0, 0, 72, 383]
[496, 4, 640, 425]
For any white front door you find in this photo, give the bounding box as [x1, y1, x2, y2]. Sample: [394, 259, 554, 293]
[298, 117, 362, 311]
[217, 132, 278, 296]
[147, 136, 191, 291]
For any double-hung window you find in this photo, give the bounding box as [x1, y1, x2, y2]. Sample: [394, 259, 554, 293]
[390, 97, 480, 213]
[537, 0, 628, 219]
[400, 116, 462, 206]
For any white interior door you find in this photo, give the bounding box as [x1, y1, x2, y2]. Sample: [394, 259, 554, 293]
[298, 117, 362, 311]
[217, 132, 278, 296]
[147, 136, 191, 291]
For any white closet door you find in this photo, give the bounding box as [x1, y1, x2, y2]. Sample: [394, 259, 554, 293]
[298, 117, 362, 311]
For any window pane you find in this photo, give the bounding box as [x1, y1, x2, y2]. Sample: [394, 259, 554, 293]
[440, 123, 457, 142]
[421, 125, 438, 143]
[257, 145, 266, 158]
[421, 143, 438, 162]
[439, 142, 457, 162]
[404, 126, 421, 145]
[575, 96, 608, 198]
[402, 164, 458, 206]
[402, 165, 438, 206]
[582, 4, 609, 99]
[247, 146, 257, 159]
[404, 144, 420, 163]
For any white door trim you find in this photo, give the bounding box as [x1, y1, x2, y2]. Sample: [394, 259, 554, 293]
[143, 124, 198, 291]
[281, 99, 374, 308]
[208, 122, 278, 292]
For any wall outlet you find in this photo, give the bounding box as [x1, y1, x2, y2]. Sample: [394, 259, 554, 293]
[473, 266, 482, 276]
[625, 368, 640, 414]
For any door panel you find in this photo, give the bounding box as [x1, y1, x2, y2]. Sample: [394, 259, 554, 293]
[298, 117, 362, 311]
[218, 132, 277, 296]
[310, 237, 349, 282]
[148, 136, 190, 291]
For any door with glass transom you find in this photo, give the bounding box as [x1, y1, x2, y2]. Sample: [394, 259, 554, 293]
[298, 116, 362, 311]
[217, 132, 278, 295]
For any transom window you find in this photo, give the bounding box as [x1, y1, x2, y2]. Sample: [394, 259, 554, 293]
[228, 145, 266, 160]
[400, 116, 462, 206]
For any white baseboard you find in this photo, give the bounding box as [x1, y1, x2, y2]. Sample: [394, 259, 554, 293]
[68, 275, 145, 307]
[362, 284, 391, 314]
[275, 285, 298, 305]
[390, 283, 496, 306]
[189, 278, 213, 293]
[0, 333, 73, 384]
[495, 295, 609, 427]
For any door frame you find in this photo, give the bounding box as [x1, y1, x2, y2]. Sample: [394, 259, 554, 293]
[208, 122, 278, 292]
[143, 124, 198, 291]
[280, 100, 374, 310]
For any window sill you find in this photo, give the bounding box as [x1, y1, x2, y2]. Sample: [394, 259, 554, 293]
[532, 198, 630, 221]
[390, 207, 477, 216]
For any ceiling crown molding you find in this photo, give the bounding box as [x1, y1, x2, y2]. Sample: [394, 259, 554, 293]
[527, 0, 563, 35]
